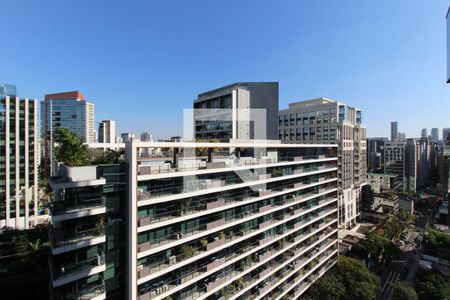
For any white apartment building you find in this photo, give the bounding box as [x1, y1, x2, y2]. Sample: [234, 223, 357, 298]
[48, 138, 339, 299]
[279, 98, 367, 229]
[127, 140, 339, 300]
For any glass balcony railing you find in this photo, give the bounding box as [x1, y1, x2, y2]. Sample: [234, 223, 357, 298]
[62, 280, 105, 300]
[176, 238, 337, 300]
[137, 196, 336, 252]
[138, 165, 336, 201]
[138, 155, 336, 176]
[137, 213, 337, 299]
[137, 213, 336, 281]
[50, 251, 105, 281]
[137, 177, 336, 226]
[50, 225, 105, 248]
[218, 241, 337, 300]
[50, 196, 106, 215]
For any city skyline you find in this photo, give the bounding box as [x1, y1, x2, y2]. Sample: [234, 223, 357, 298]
[2, 1, 449, 140]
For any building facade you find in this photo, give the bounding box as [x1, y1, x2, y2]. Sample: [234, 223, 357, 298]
[129, 140, 339, 300]
[140, 132, 152, 142]
[421, 129, 428, 139]
[48, 140, 340, 299]
[0, 84, 40, 229]
[431, 128, 439, 142]
[367, 138, 388, 173]
[278, 98, 366, 229]
[443, 128, 450, 142]
[42, 91, 95, 175]
[194, 82, 279, 141]
[98, 120, 116, 143]
[404, 138, 430, 193]
[384, 141, 405, 190]
[391, 122, 398, 142]
[48, 164, 126, 300]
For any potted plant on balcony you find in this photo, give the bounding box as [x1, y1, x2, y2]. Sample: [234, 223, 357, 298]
[180, 198, 192, 215]
[220, 286, 234, 299]
[180, 244, 198, 259]
[200, 238, 208, 249]
[233, 277, 245, 291]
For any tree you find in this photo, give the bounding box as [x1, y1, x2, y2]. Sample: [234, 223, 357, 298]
[194, 138, 221, 157]
[108, 148, 125, 163]
[351, 233, 401, 267]
[424, 229, 450, 260]
[392, 283, 418, 300]
[309, 256, 379, 300]
[415, 270, 450, 300]
[309, 272, 346, 300]
[54, 128, 89, 166]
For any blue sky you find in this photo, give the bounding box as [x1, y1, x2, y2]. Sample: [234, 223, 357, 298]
[1, 0, 449, 139]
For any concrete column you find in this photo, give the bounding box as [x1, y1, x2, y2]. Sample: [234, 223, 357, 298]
[5, 96, 10, 227]
[126, 141, 137, 300]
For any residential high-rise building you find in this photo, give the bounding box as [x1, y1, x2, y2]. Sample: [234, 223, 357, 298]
[0, 84, 40, 229]
[384, 141, 405, 190]
[194, 82, 279, 141]
[140, 132, 152, 142]
[421, 129, 428, 139]
[431, 128, 439, 142]
[278, 98, 366, 229]
[98, 120, 116, 143]
[121, 132, 136, 142]
[443, 128, 450, 142]
[367, 137, 388, 173]
[42, 91, 95, 175]
[404, 139, 430, 192]
[48, 163, 126, 299]
[398, 132, 406, 142]
[48, 140, 339, 299]
[391, 122, 398, 142]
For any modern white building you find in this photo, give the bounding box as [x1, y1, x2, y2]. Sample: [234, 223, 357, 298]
[0, 83, 40, 229]
[98, 120, 116, 143]
[42, 91, 95, 176]
[278, 98, 367, 229]
[48, 140, 340, 299]
[127, 140, 339, 300]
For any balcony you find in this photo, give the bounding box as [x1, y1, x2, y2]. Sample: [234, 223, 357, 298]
[137, 165, 337, 207]
[50, 197, 106, 222]
[136, 212, 337, 299]
[50, 251, 106, 287]
[59, 280, 106, 300]
[137, 155, 337, 177]
[50, 226, 106, 255]
[136, 193, 337, 257]
[136, 176, 336, 229]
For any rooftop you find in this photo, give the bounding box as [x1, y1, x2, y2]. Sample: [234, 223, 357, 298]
[45, 91, 85, 100]
[196, 82, 278, 100]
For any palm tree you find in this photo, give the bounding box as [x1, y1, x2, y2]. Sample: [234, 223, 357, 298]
[108, 149, 125, 163]
[28, 239, 42, 252]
